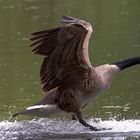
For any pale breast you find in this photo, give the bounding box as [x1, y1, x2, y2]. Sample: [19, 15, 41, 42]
[79, 70, 103, 108]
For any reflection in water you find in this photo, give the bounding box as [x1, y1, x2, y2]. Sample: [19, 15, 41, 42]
[3, 5, 15, 9]
[25, 6, 39, 10]
[102, 104, 130, 112]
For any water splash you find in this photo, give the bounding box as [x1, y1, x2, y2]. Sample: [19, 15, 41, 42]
[0, 118, 140, 140]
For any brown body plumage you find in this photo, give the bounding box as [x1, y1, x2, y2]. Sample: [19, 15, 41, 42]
[13, 16, 140, 131]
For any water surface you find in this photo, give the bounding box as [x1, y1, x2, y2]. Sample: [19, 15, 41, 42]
[0, 118, 140, 140]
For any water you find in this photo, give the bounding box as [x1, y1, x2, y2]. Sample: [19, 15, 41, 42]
[0, 0, 140, 139]
[0, 118, 140, 140]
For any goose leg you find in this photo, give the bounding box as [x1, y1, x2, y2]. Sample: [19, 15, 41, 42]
[75, 111, 98, 131]
[71, 113, 77, 120]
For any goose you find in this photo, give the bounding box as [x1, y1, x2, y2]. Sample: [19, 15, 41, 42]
[13, 16, 140, 131]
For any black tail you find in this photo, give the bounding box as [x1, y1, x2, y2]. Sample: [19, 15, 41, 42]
[112, 56, 140, 70]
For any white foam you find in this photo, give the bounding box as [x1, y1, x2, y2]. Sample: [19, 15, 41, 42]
[0, 118, 140, 140]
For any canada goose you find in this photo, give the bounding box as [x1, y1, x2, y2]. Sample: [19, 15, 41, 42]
[13, 16, 140, 131]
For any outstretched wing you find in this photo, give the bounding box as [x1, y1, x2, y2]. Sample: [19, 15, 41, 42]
[30, 16, 93, 93]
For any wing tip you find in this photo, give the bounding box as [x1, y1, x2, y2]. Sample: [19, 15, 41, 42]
[61, 15, 78, 24]
[62, 15, 78, 20]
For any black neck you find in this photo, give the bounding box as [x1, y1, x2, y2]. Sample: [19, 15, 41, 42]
[112, 56, 140, 70]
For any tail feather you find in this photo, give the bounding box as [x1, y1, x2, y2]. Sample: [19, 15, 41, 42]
[13, 104, 62, 118]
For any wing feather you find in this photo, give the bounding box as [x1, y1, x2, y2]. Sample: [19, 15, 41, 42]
[30, 18, 92, 93]
[30, 27, 61, 56]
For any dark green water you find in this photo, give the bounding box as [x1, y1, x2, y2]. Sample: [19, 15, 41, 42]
[0, 0, 140, 124]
